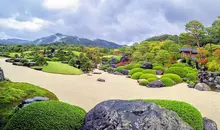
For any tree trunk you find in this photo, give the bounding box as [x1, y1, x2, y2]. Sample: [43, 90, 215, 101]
[196, 37, 202, 60]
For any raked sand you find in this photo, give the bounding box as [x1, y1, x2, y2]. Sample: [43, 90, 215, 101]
[0, 58, 220, 126]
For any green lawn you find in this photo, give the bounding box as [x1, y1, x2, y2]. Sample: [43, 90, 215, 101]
[72, 51, 81, 56]
[34, 62, 83, 75]
[9, 52, 20, 58]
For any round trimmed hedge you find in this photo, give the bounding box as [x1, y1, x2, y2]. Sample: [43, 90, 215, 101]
[139, 74, 158, 80]
[125, 64, 142, 70]
[142, 69, 156, 74]
[172, 63, 187, 67]
[160, 77, 174, 87]
[131, 72, 143, 79]
[139, 79, 149, 86]
[144, 100, 203, 130]
[186, 73, 197, 81]
[165, 67, 188, 78]
[114, 66, 125, 73]
[148, 78, 158, 82]
[4, 101, 86, 130]
[153, 66, 165, 72]
[161, 74, 183, 83]
[128, 68, 143, 75]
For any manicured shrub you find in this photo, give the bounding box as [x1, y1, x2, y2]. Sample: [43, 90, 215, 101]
[153, 66, 165, 72]
[142, 69, 156, 74]
[161, 74, 183, 83]
[147, 78, 158, 82]
[0, 81, 58, 129]
[4, 101, 86, 130]
[207, 60, 220, 71]
[51, 57, 59, 62]
[143, 100, 203, 130]
[139, 74, 158, 80]
[114, 66, 125, 73]
[100, 64, 110, 70]
[160, 77, 174, 87]
[172, 63, 187, 67]
[129, 68, 143, 75]
[131, 72, 143, 79]
[165, 67, 188, 78]
[125, 64, 141, 70]
[139, 79, 149, 86]
[186, 73, 197, 82]
[45, 57, 51, 61]
[184, 67, 198, 74]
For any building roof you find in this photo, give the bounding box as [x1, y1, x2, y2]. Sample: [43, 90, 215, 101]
[179, 48, 198, 54]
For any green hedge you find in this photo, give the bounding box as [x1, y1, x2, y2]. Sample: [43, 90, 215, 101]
[125, 64, 141, 70]
[161, 74, 183, 83]
[172, 63, 187, 67]
[148, 78, 158, 82]
[114, 66, 125, 73]
[139, 74, 158, 80]
[186, 73, 197, 82]
[143, 100, 203, 130]
[153, 66, 165, 72]
[142, 69, 156, 74]
[0, 81, 58, 129]
[4, 101, 86, 130]
[139, 79, 149, 86]
[131, 72, 143, 80]
[160, 77, 174, 87]
[129, 68, 143, 75]
[165, 67, 188, 78]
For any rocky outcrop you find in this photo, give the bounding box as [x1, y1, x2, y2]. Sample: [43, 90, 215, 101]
[0, 67, 5, 81]
[147, 80, 165, 88]
[82, 100, 193, 130]
[203, 117, 218, 130]
[195, 83, 211, 91]
[141, 62, 153, 69]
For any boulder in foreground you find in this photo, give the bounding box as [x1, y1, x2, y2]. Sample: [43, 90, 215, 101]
[203, 117, 218, 130]
[82, 100, 193, 130]
[195, 83, 211, 91]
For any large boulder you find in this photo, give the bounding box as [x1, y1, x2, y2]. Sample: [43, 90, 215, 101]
[141, 62, 153, 69]
[195, 83, 211, 91]
[147, 80, 165, 88]
[0, 67, 5, 81]
[203, 117, 218, 130]
[82, 100, 193, 130]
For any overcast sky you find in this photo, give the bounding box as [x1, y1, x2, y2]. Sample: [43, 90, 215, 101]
[0, 0, 220, 44]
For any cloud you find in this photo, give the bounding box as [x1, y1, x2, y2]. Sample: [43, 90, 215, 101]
[43, 0, 79, 10]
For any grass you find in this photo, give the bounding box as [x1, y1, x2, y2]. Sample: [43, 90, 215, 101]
[0, 81, 58, 129]
[142, 100, 203, 130]
[4, 101, 86, 130]
[9, 51, 33, 58]
[72, 51, 81, 56]
[33, 62, 83, 75]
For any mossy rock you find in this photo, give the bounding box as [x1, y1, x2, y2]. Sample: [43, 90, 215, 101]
[4, 101, 86, 130]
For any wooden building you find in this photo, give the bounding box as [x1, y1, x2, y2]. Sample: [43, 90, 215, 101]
[179, 48, 198, 58]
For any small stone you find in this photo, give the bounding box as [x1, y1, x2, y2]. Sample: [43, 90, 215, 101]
[155, 70, 163, 75]
[97, 78, 105, 82]
[188, 84, 194, 88]
[203, 117, 218, 130]
[147, 80, 165, 88]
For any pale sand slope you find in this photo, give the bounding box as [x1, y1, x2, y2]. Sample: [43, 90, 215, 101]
[0, 59, 220, 126]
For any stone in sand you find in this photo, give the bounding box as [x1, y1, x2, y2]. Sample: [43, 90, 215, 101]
[113, 72, 123, 75]
[97, 78, 105, 82]
[147, 80, 165, 88]
[82, 100, 193, 130]
[122, 69, 129, 75]
[195, 83, 211, 91]
[203, 117, 218, 130]
[93, 72, 102, 75]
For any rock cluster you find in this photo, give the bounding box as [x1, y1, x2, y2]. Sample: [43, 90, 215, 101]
[0, 67, 5, 81]
[82, 100, 193, 130]
[197, 66, 220, 92]
[141, 62, 153, 69]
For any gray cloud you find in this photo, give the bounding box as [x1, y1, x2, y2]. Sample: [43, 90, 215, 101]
[0, 0, 220, 44]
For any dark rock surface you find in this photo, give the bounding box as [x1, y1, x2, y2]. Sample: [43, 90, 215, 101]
[97, 78, 105, 82]
[34, 67, 43, 71]
[187, 83, 194, 88]
[141, 62, 153, 69]
[122, 69, 129, 75]
[0, 67, 5, 81]
[113, 72, 123, 75]
[195, 83, 211, 91]
[203, 117, 218, 130]
[93, 72, 102, 75]
[147, 80, 165, 88]
[82, 100, 193, 130]
[155, 70, 163, 75]
[12, 62, 24, 66]
[126, 75, 131, 78]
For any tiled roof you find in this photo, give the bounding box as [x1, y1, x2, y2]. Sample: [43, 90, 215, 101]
[179, 48, 198, 54]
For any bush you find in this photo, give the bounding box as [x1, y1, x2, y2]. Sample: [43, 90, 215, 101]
[0, 81, 58, 129]
[165, 67, 188, 78]
[186, 73, 197, 82]
[207, 60, 220, 72]
[153, 66, 165, 72]
[4, 101, 86, 130]
[139, 79, 149, 86]
[51, 57, 59, 61]
[160, 77, 174, 87]
[128, 68, 143, 75]
[125, 64, 141, 70]
[143, 100, 203, 130]
[184, 67, 198, 74]
[100, 64, 110, 70]
[139, 74, 158, 80]
[131, 72, 143, 80]
[147, 78, 158, 82]
[45, 57, 51, 61]
[142, 69, 156, 74]
[161, 74, 183, 83]
[172, 63, 187, 67]
[114, 66, 125, 73]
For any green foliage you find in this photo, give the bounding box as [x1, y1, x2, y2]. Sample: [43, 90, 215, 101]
[100, 64, 110, 70]
[161, 74, 183, 83]
[51, 57, 59, 61]
[0, 81, 58, 129]
[139, 79, 149, 86]
[153, 66, 165, 72]
[142, 69, 156, 74]
[186, 73, 197, 82]
[139, 74, 158, 80]
[4, 101, 86, 130]
[146, 34, 179, 43]
[124, 64, 141, 70]
[68, 58, 76, 67]
[114, 66, 125, 73]
[172, 63, 187, 67]
[155, 50, 171, 64]
[147, 78, 158, 82]
[143, 100, 203, 130]
[160, 77, 174, 87]
[128, 68, 143, 75]
[80, 55, 93, 72]
[131, 72, 143, 80]
[207, 60, 220, 71]
[165, 67, 188, 78]
[34, 55, 48, 66]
